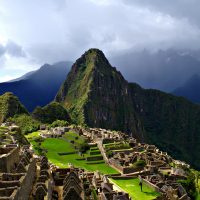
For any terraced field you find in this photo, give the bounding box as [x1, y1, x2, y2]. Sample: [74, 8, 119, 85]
[110, 178, 160, 200]
[26, 131, 118, 174]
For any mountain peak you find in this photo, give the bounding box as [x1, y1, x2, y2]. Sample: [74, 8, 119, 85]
[55, 49, 141, 135]
[74, 48, 110, 71]
[84, 48, 105, 57]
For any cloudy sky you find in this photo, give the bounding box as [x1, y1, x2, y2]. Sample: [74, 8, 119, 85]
[1, 0, 200, 83]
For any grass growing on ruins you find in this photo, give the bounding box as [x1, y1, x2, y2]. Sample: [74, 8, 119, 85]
[41, 138, 118, 174]
[25, 131, 41, 154]
[0, 126, 8, 132]
[110, 178, 160, 200]
[26, 131, 118, 174]
[26, 131, 40, 139]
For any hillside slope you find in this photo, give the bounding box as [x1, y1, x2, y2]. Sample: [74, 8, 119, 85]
[130, 83, 200, 168]
[0, 92, 28, 123]
[55, 49, 143, 135]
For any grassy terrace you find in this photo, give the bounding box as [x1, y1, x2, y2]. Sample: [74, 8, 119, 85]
[110, 178, 160, 200]
[104, 142, 131, 151]
[26, 131, 118, 174]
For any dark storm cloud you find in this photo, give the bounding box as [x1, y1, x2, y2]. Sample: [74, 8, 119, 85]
[123, 0, 200, 27]
[6, 40, 26, 57]
[1, 0, 200, 88]
[0, 41, 25, 59]
[0, 45, 5, 57]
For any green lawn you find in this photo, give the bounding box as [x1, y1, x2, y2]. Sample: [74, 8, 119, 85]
[26, 131, 118, 174]
[110, 178, 160, 200]
[25, 131, 40, 139]
[41, 138, 117, 174]
[25, 131, 41, 154]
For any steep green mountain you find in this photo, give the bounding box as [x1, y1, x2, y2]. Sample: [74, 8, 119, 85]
[32, 102, 71, 124]
[55, 49, 143, 135]
[0, 92, 29, 123]
[56, 48, 200, 169]
[129, 83, 200, 169]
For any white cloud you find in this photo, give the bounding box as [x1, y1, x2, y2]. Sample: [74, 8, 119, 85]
[0, 75, 18, 83]
[1, 0, 200, 80]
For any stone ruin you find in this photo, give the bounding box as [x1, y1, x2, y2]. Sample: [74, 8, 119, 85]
[0, 148, 36, 200]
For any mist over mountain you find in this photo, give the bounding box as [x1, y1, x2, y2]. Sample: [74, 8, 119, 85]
[172, 74, 200, 104]
[110, 49, 200, 92]
[0, 61, 72, 111]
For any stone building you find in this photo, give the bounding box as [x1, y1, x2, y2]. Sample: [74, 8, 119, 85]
[0, 146, 20, 173]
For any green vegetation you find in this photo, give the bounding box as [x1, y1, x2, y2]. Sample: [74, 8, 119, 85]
[26, 131, 117, 174]
[177, 169, 200, 200]
[130, 82, 200, 170]
[0, 92, 28, 123]
[104, 142, 130, 151]
[0, 126, 8, 134]
[132, 160, 146, 168]
[56, 49, 98, 125]
[32, 102, 70, 124]
[9, 114, 40, 134]
[0, 126, 28, 146]
[110, 178, 160, 200]
[25, 131, 43, 154]
[49, 120, 69, 128]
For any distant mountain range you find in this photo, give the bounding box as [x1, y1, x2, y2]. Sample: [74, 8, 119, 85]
[2, 48, 200, 111]
[110, 49, 200, 92]
[172, 74, 200, 104]
[0, 61, 72, 111]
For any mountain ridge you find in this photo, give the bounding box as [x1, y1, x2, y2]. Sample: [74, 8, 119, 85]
[0, 61, 72, 111]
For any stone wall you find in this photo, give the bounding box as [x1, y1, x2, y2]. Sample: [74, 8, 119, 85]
[109, 159, 142, 174]
[0, 147, 20, 173]
[86, 155, 103, 161]
[14, 158, 36, 200]
[122, 166, 143, 174]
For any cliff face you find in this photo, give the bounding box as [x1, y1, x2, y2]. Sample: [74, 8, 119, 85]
[55, 49, 143, 136]
[129, 83, 200, 169]
[56, 48, 200, 169]
[0, 92, 29, 123]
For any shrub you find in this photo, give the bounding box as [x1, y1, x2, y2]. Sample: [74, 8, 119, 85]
[132, 160, 146, 168]
[50, 120, 69, 128]
[177, 170, 197, 199]
[32, 102, 71, 124]
[77, 142, 90, 153]
[9, 114, 40, 135]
